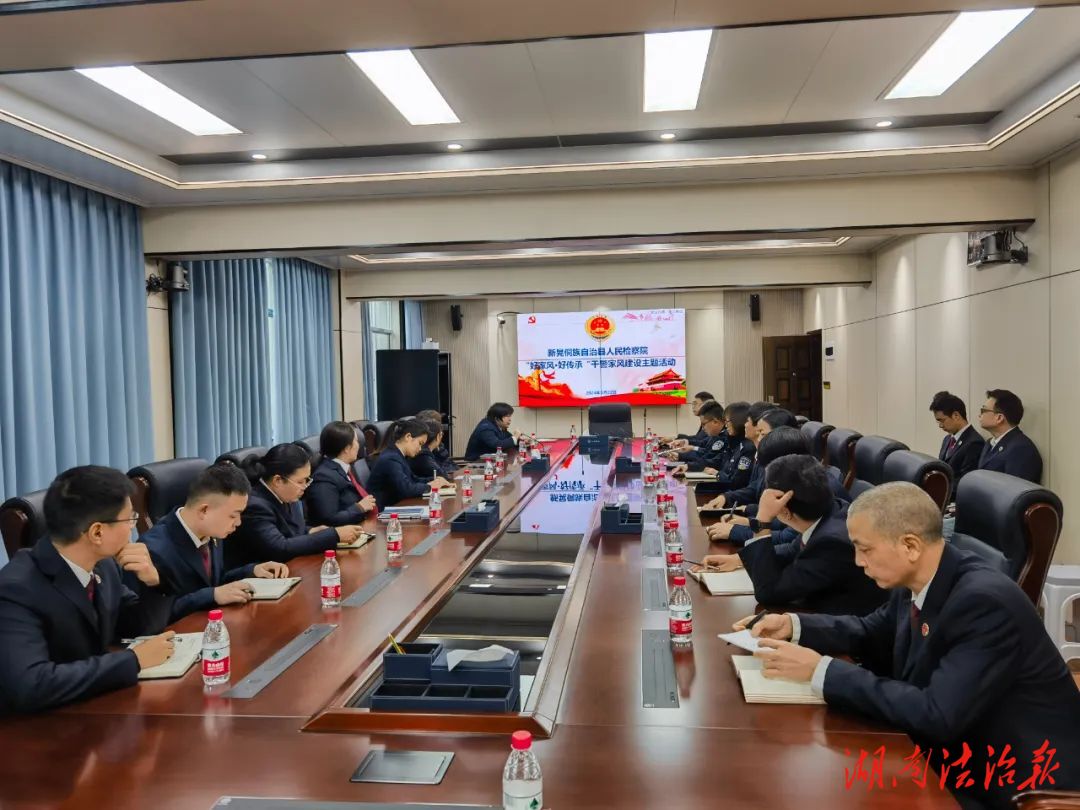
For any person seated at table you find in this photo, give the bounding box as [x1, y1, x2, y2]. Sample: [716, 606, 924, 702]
[0, 465, 175, 714]
[660, 391, 716, 449]
[306, 421, 377, 527]
[673, 402, 755, 490]
[417, 409, 458, 473]
[140, 464, 291, 621]
[368, 418, 453, 508]
[464, 402, 520, 461]
[226, 444, 365, 567]
[697, 455, 886, 616]
[737, 482, 1080, 809]
[666, 401, 731, 469]
[411, 415, 459, 479]
[743, 400, 775, 446]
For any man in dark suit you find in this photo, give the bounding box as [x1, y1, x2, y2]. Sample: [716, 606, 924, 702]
[0, 466, 176, 713]
[929, 390, 985, 495]
[699, 455, 886, 616]
[738, 482, 1080, 809]
[977, 389, 1043, 483]
[140, 464, 290, 621]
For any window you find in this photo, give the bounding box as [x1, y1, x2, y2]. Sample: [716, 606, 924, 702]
[362, 300, 402, 418]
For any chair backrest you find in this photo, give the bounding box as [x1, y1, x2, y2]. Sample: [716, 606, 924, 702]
[0, 489, 47, 560]
[127, 458, 209, 534]
[794, 415, 809, 427]
[363, 421, 395, 457]
[881, 450, 954, 513]
[800, 421, 834, 464]
[953, 469, 1063, 604]
[352, 457, 372, 489]
[948, 531, 1010, 575]
[588, 403, 633, 439]
[215, 446, 267, 468]
[825, 428, 862, 489]
[293, 436, 321, 469]
[849, 435, 908, 494]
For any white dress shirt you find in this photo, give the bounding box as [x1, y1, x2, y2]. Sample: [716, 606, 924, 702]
[175, 507, 211, 550]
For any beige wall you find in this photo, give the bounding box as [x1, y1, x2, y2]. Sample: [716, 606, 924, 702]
[805, 151, 1080, 563]
[144, 258, 174, 461]
[332, 269, 366, 421]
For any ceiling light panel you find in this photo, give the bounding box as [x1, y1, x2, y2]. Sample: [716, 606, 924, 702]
[347, 49, 460, 125]
[643, 29, 714, 112]
[885, 8, 1033, 99]
[75, 66, 240, 136]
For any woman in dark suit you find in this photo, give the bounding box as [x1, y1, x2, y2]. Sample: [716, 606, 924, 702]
[367, 418, 452, 509]
[409, 417, 458, 480]
[306, 421, 377, 526]
[226, 444, 365, 567]
[463, 402, 520, 461]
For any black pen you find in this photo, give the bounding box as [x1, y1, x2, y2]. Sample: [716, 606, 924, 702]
[744, 610, 768, 630]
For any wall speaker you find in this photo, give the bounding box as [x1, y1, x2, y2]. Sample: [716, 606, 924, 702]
[749, 294, 761, 323]
[450, 304, 463, 332]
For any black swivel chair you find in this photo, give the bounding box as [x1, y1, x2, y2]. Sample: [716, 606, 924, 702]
[293, 435, 321, 467]
[825, 428, 862, 490]
[800, 421, 834, 464]
[587, 404, 633, 438]
[363, 422, 395, 459]
[215, 445, 268, 468]
[0, 489, 47, 561]
[847, 436, 908, 499]
[127, 458, 209, 534]
[881, 450, 954, 513]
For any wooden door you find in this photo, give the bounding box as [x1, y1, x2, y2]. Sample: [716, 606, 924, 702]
[762, 334, 821, 420]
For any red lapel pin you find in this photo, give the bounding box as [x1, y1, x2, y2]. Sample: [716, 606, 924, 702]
[921, 623, 929, 637]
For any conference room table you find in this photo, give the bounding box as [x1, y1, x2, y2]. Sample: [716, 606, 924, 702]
[0, 440, 957, 809]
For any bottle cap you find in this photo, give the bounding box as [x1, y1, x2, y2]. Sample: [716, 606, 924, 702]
[390, 513, 399, 518]
[324, 549, 336, 558]
[511, 730, 533, 750]
[673, 575, 686, 586]
[208, 609, 224, 621]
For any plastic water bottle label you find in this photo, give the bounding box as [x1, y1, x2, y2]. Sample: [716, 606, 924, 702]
[387, 538, 402, 554]
[669, 605, 692, 636]
[502, 785, 543, 810]
[665, 548, 684, 567]
[321, 582, 341, 600]
[202, 646, 230, 678]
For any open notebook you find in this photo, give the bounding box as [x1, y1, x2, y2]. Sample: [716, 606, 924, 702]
[682, 471, 717, 481]
[731, 656, 825, 705]
[240, 576, 301, 600]
[132, 633, 202, 680]
[437, 485, 457, 497]
[689, 569, 755, 596]
[338, 532, 375, 550]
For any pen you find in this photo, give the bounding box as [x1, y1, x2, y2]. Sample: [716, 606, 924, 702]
[387, 632, 405, 655]
[744, 610, 768, 630]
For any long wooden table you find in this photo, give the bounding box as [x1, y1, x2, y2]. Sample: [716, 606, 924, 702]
[0, 441, 957, 809]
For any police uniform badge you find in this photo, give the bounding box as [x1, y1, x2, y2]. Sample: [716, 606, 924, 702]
[737, 456, 752, 470]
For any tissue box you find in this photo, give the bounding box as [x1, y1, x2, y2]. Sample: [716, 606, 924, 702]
[450, 499, 500, 532]
[430, 648, 521, 689]
[600, 503, 643, 535]
[614, 456, 641, 474]
[383, 642, 443, 681]
[521, 454, 550, 473]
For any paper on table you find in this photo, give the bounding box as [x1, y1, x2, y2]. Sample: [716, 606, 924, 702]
[338, 532, 375, 550]
[690, 569, 755, 596]
[738, 669, 824, 704]
[683, 471, 717, 481]
[718, 629, 762, 653]
[241, 576, 301, 600]
[438, 485, 457, 496]
[132, 633, 202, 680]
[446, 644, 514, 671]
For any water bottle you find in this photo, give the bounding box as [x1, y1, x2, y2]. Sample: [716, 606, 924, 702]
[664, 520, 684, 574]
[503, 730, 543, 810]
[495, 446, 506, 473]
[484, 459, 495, 487]
[386, 513, 403, 561]
[569, 424, 577, 443]
[320, 549, 341, 608]
[642, 473, 656, 512]
[656, 492, 670, 523]
[202, 608, 230, 686]
[530, 433, 541, 459]
[669, 574, 693, 646]
[462, 471, 474, 503]
[518, 434, 528, 459]
[664, 495, 678, 524]
[429, 484, 442, 525]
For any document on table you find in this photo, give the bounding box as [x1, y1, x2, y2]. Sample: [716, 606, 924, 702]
[682, 471, 717, 481]
[132, 633, 202, 680]
[241, 576, 301, 600]
[731, 656, 824, 705]
[437, 485, 457, 496]
[689, 569, 755, 596]
[718, 629, 762, 653]
[338, 532, 375, 550]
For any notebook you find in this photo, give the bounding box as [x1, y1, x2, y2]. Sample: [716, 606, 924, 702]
[132, 633, 202, 680]
[689, 569, 755, 596]
[731, 655, 824, 705]
[338, 532, 375, 550]
[718, 629, 762, 653]
[437, 485, 457, 496]
[241, 576, 301, 600]
[683, 471, 717, 481]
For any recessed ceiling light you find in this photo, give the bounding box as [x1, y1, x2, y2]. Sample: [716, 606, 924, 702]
[875, 120, 893, 128]
[75, 66, 240, 136]
[659, 132, 677, 140]
[643, 29, 713, 112]
[347, 49, 460, 126]
[251, 153, 268, 160]
[446, 143, 463, 151]
[885, 8, 1033, 99]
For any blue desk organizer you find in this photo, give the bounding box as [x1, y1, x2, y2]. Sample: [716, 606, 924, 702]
[614, 456, 641, 474]
[600, 503, 644, 534]
[431, 649, 520, 689]
[370, 682, 518, 713]
[383, 642, 443, 681]
[450, 499, 500, 532]
[521, 454, 550, 473]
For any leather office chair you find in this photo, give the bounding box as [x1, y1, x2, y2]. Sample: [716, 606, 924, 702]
[127, 458, 209, 534]
[352, 435, 373, 489]
[882, 450, 954, 513]
[953, 470, 1063, 605]
[800, 421, 834, 464]
[293, 435, 321, 467]
[825, 428, 862, 490]
[588, 403, 633, 438]
[0, 489, 47, 560]
[847, 436, 908, 499]
[363, 421, 394, 458]
[794, 415, 809, 427]
[215, 445, 267, 468]
[1013, 791, 1080, 809]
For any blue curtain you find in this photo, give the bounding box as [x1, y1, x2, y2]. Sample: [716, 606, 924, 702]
[403, 300, 424, 349]
[273, 258, 334, 441]
[0, 160, 153, 511]
[171, 259, 271, 460]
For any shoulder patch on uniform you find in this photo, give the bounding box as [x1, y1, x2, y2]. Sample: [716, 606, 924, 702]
[738, 456, 752, 470]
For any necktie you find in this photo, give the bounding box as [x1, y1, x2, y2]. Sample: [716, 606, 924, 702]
[347, 468, 369, 499]
[198, 543, 212, 580]
[85, 578, 95, 603]
[945, 435, 957, 458]
[909, 601, 921, 636]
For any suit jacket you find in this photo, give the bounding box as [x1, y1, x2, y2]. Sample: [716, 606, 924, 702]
[409, 447, 457, 480]
[464, 418, 517, 461]
[225, 484, 339, 568]
[738, 500, 887, 616]
[139, 509, 256, 621]
[977, 427, 1043, 483]
[729, 471, 851, 546]
[305, 459, 372, 527]
[0, 537, 172, 713]
[937, 424, 985, 493]
[367, 445, 431, 508]
[798, 542, 1080, 809]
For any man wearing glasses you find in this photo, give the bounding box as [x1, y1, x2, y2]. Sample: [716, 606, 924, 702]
[0, 466, 175, 713]
[976, 388, 1043, 483]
